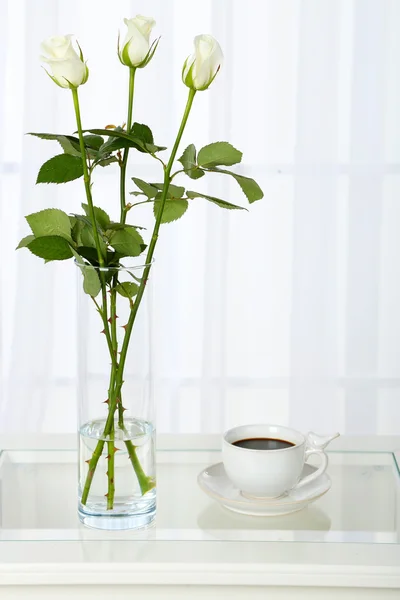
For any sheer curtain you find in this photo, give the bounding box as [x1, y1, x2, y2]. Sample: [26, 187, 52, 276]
[1, 0, 399, 435]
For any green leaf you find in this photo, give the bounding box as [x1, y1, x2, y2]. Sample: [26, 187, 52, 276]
[96, 156, 118, 167]
[83, 267, 101, 296]
[82, 204, 111, 230]
[178, 144, 205, 180]
[71, 214, 107, 256]
[115, 281, 139, 298]
[110, 227, 145, 257]
[129, 122, 166, 153]
[76, 246, 100, 264]
[153, 198, 189, 223]
[72, 249, 102, 297]
[132, 177, 158, 198]
[187, 168, 205, 180]
[70, 218, 84, 246]
[152, 183, 185, 198]
[26, 208, 73, 241]
[28, 133, 81, 157]
[80, 224, 96, 247]
[78, 223, 107, 257]
[130, 122, 153, 145]
[70, 213, 92, 228]
[211, 168, 264, 203]
[178, 144, 196, 169]
[81, 265, 102, 296]
[106, 222, 146, 231]
[96, 126, 130, 154]
[186, 191, 247, 210]
[27, 235, 73, 261]
[16, 234, 35, 249]
[197, 142, 242, 168]
[104, 251, 121, 266]
[83, 134, 104, 150]
[36, 154, 84, 184]
[85, 128, 166, 154]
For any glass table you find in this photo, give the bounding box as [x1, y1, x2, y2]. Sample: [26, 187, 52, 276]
[0, 447, 399, 543]
[0, 436, 399, 598]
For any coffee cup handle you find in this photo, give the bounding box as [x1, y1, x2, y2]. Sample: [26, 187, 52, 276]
[293, 431, 339, 490]
[293, 447, 328, 490]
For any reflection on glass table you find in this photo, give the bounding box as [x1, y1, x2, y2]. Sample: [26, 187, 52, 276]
[0, 449, 398, 543]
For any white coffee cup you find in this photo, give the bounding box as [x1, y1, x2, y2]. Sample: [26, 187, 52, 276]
[222, 424, 339, 498]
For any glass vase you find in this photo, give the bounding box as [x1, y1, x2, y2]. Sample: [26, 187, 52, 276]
[76, 260, 155, 530]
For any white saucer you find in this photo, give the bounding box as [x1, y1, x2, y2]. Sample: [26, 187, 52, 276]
[197, 462, 331, 516]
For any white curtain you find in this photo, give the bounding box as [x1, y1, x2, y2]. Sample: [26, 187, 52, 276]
[1, 0, 399, 435]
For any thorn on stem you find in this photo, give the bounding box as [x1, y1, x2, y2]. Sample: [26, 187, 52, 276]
[104, 492, 109, 497]
[114, 446, 120, 453]
[103, 399, 110, 404]
[85, 459, 91, 465]
[100, 329, 106, 335]
[122, 324, 128, 331]
[106, 454, 111, 460]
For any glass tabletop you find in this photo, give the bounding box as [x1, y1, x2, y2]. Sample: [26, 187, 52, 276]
[0, 448, 399, 543]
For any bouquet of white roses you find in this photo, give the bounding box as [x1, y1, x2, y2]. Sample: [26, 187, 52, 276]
[18, 15, 263, 525]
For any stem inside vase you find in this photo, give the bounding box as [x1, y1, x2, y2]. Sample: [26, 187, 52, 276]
[80, 266, 155, 510]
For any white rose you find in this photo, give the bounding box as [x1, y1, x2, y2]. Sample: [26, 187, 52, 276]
[182, 35, 223, 91]
[119, 15, 158, 68]
[41, 35, 89, 89]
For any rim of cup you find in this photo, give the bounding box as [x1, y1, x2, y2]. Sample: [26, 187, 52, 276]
[223, 423, 306, 453]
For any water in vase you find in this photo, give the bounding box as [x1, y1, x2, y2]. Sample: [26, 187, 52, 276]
[78, 417, 156, 529]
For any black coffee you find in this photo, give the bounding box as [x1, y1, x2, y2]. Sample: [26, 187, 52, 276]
[233, 437, 295, 450]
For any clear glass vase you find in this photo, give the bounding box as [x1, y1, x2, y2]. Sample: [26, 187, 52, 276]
[76, 260, 155, 530]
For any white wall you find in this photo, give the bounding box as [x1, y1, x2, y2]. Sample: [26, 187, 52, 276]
[1, 0, 400, 435]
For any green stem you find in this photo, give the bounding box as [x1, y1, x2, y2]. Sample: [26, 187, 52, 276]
[106, 438, 115, 509]
[102, 90, 196, 496]
[81, 439, 105, 505]
[120, 67, 136, 223]
[107, 279, 118, 509]
[82, 292, 117, 508]
[81, 89, 196, 506]
[92, 297, 117, 370]
[130, 199, 153, 209]
[170, 169, 185, 180]
[74, 83, 118, 508]
[72, 87, 114, 365]
[116, 89, 196, 383]
[110, 280, 124, 430]
[81, 334, 117, 507]
[125, 440, 155, 495]
[110, 279, 118, 358]
[71, 88, 105, 269]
